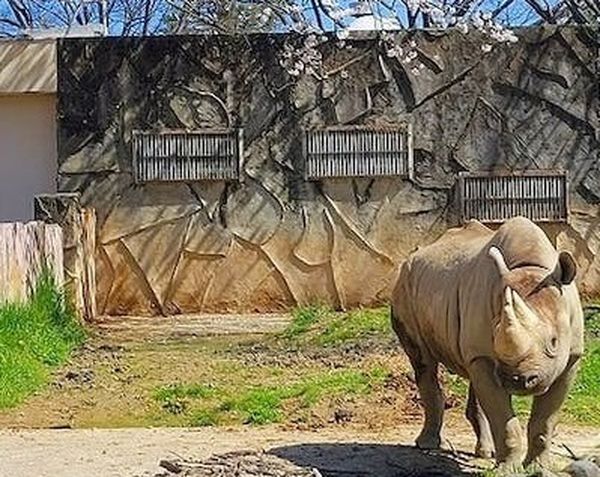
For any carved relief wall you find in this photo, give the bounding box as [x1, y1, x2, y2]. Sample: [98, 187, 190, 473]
[55, 27, 599, 316]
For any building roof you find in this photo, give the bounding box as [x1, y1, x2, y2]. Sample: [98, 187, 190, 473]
[0, 40, 56, 94]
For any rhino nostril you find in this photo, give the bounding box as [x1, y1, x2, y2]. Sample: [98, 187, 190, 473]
[525, 374, 539, 388]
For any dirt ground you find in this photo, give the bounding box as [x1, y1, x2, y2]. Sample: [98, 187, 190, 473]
[2, 424, 599, 477]
[1, 313, 599, 477]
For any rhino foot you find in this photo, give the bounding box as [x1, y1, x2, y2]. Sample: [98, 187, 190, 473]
[416, 433, 441, 450]
[494, 460, 525, 476]
[475, 442, 495, 459]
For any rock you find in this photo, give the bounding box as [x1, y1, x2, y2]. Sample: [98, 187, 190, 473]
[100, 184, 202, 244]
[564, 459, 600, 477]
[122, 217, 190, 310]
[58, 126, 120, 174]
[332, 408, 353, 424]
[333, 85, 372, 124]
[292, 74, 319, 112]
[224, 181, 283, 245]
[241, 79, 280, 142]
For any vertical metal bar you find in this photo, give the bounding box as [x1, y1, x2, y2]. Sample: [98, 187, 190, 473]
[237, 128, 244, 182]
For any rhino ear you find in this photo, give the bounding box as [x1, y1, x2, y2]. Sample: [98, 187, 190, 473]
[489, 246, 510, 276]
[554, 251, 577, 285]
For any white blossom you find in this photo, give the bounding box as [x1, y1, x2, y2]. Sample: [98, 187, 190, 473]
[336, 28, 350, 40]
[457, 22, 469, 34]
[270, 0, 518, 82]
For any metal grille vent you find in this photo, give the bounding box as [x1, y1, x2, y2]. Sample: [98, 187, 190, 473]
[458, 171, 568, 223]
[132, 129, 243, 182]
[304, 126, 413, 180]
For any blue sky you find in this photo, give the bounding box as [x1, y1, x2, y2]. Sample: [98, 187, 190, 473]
[0, 0, 565, 36]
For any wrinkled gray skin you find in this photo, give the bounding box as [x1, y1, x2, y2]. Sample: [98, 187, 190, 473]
[391, 217, 584, 468]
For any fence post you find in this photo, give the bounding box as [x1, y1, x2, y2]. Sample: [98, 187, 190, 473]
[34, 193, 97, 321]
[81, 208, 97, 321]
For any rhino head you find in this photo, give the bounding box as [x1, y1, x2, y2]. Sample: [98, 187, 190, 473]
[488, 246, 576, 395]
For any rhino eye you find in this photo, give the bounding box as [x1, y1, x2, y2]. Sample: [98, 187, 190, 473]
[545, 337, 558, 357]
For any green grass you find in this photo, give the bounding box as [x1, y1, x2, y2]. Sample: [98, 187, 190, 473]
[584, 304, 600, 339]
[150, 306, 394, 426]
[0, 271, 85, 409]
[154, 383, 216, 402]
[283, 305, 391, 347]
[283, 305, 331, 339]
[191, 408, 220, 427]
[153, 367, 389, 426]
[564, 340, 600, 425]
[153, 383, 217, 414]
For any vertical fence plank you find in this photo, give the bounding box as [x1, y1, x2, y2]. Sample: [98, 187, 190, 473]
[0, 222, 64, 304]
[81, 208, 97, 321]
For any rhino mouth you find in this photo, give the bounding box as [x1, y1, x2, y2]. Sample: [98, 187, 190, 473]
[495, 365, 549, 396]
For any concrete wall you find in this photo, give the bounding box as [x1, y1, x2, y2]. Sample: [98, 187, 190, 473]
[55, 27, 600, 316]
[0, 40, 57, 222]
[0, 94, 57, 221]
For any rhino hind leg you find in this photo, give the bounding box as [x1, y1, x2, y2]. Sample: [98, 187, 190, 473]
[391, 305, 444, 449]
[466, 384, 495, 458]
[413, 360, 444, 449]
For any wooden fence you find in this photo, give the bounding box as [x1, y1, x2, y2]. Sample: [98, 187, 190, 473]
[34, 194, 97, 321]
[72, 208, 97, 321]
[0, 221, 64, 303]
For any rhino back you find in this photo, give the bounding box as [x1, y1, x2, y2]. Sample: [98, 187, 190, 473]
[392, 221, 495, 376]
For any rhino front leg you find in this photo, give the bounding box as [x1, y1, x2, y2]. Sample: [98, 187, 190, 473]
[466, 384, 494, 458]
[413, 360, 444, 449]
[469, 358, 524, 466]
[524, 357, 580, 467]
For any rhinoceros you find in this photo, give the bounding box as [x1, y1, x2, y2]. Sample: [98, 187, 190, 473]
[391, 217, 584, 467]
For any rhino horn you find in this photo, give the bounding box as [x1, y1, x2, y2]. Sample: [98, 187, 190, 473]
[511, 288, 540, 330]
[489, 246, 510, 276]
[494, 287, 536, 360]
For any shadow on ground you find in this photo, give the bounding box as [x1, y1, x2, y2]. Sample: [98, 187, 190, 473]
[269, 443, 481, 476]
[155, 443, 483, 476]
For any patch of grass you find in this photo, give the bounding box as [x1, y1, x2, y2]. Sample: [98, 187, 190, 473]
[283, 305, 331, 339]
[565, 340, 600, 425]
[152, 367, 389, 426]
[191, 408, 220, 427]
[282, 305, 390, 347]
[227, 387, 285, 424]
[154, 383, 216, 402]
[0, 271, 85, 409]
[318, 307, 390, 346]
[154, 383, 216, 415]
[584, 304, 600, 339]
[222, 367, 388, 424]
